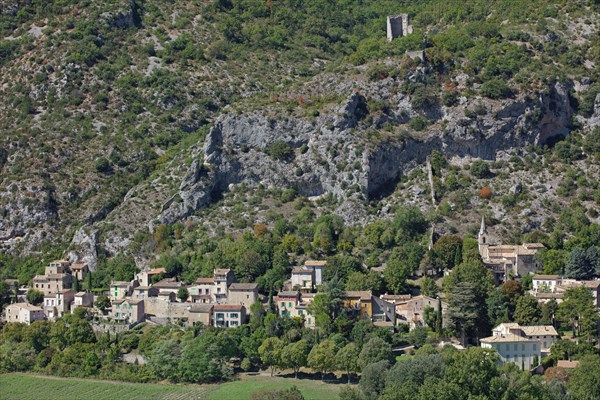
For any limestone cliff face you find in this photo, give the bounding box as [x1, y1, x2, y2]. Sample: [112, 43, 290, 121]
[0, 80, 577, 258]
[157, 82, 573, 227]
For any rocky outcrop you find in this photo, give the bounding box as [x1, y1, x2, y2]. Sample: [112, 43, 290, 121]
[0, 77, 575, 258]
[158, 82, 573, 226]
[68, 227, 100, 271]
[100, 0, 142, 29]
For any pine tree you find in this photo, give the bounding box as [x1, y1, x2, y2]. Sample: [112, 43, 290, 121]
[447, 281, 480, 346]
[565, 248, 594, 279]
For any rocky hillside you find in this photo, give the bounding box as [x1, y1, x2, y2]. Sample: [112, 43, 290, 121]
[1, 0, 600, 274]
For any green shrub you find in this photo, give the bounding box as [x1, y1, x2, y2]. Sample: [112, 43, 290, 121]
[269, 140, 293, 161]
[95, 157, 111, 173]
[409, 116, 430, 131]
[480, 78, 512, 99]
[470, 160, 491, 178]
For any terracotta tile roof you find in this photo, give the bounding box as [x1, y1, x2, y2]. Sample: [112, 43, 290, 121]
[533, 274, 560, 280]
[557, 360, 580, 368]
[276, 291, 299, 298]
[380, 294, 412, 301]
[481, 333, 535, 343]
[153, 279, 182, 288]
[523, 243, 545, 249]
[46, 273, 69, 279]
[70, 263, 88, 270]
[345, 291, 372, 300]
[534, 292, 563, 299]
[520, 325, 558, 336]
[214, 269, 231, 275]
[568, 280, 600, 289]
[214, 304, 245, 311]
[189, 304, 213, 313]
[111, 281, 131, 287]
[196, 277, 215, 284]
[229, 283, 258, 291]
[304, 260, 327, 267]
[147, 267, 166, 275]
[11, 302, 43, 312]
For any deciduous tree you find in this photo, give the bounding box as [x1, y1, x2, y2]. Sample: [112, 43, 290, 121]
[308, 339, 337, 380]
[259, 337, 284, 377]
[358, 336, 392, 370]
[336, 343, 359, 383]
[281, 340, 310, 379]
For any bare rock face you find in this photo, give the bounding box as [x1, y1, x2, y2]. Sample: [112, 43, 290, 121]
[68, 227, 99, 271]
[0, 78, 576, 258]
[158, 82, 573, 228]
[100, 0, 142, 29]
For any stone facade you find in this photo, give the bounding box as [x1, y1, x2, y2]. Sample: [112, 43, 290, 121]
[478, 217, 544, 280]
[227, 283, 258, 312]
[386, 14, 413, 41]
[4, 303, 45, 324]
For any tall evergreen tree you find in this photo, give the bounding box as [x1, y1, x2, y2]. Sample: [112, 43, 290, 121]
[436, 297, 443, 333]
[514, 294, 542, 325]
[447, 281, 480, 346]
[72, 278, 79, 292]
[85, 271, 92, 292]
[565, 248, 594, 279]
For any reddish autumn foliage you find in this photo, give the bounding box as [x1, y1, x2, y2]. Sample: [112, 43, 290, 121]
[479, 187, 493, 199]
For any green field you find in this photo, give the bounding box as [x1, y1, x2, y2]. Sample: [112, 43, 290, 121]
[206, 375, 341, 400]
[0, 373, 340, 400]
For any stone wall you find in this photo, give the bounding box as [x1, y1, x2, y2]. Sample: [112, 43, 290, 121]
[144, 298, 189, 319]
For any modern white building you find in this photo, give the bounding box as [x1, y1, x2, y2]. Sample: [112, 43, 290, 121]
[532, 275, 561, 293]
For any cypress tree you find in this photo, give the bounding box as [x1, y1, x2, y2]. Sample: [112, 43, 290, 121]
[436, 297, 443, 333]
[85, 271, 93, 292]
[72, 278, 80, 292]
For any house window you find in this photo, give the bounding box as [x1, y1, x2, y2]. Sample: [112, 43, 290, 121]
[230, 313, 238, 318]
[288, 302, 292, 308]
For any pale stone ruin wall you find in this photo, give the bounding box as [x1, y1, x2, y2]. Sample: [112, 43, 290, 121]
[387, 14, 413, 41]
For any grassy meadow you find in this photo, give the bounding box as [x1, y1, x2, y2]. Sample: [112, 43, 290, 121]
[0, 373, 341, 400]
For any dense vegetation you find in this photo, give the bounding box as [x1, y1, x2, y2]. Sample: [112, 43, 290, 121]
[1, 0, 599, 261]
[2, 1, 600, 398]
[1, 305, 599, 400]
